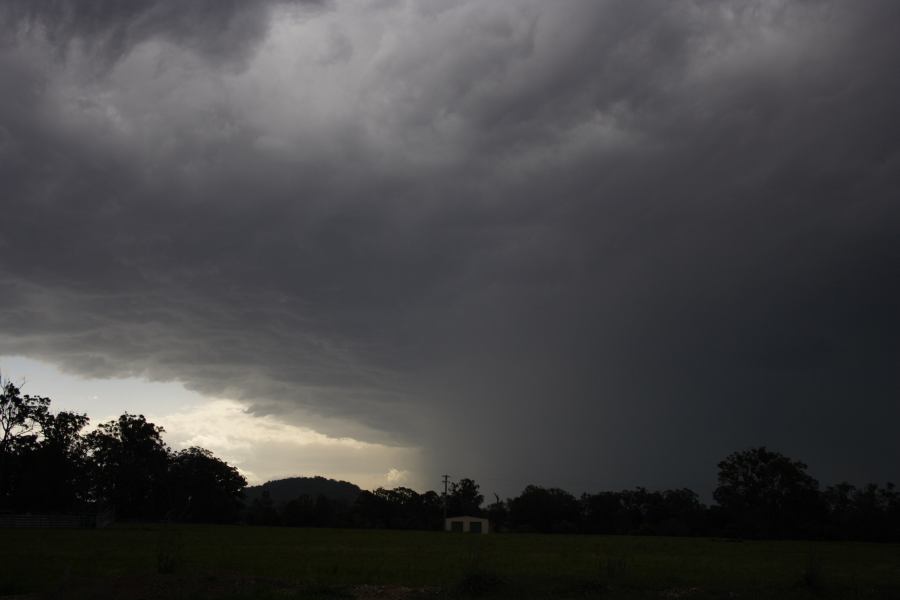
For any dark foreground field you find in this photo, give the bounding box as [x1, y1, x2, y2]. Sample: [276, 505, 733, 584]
[1, 526, 899, 599]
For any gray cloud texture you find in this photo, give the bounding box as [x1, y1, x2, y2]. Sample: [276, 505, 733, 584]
[1, 0, 898, 495]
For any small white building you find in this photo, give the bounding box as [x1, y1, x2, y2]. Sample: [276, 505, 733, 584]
[445, 515, 489, 534]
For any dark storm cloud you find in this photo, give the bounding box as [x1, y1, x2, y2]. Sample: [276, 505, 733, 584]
[0, 0, 318, 65]
[1, 0, 898, 494]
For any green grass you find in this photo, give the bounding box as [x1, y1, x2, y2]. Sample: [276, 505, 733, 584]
[1, 525, 898, 598]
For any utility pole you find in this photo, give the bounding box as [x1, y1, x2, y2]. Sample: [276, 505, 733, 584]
[442, 474, 450, 523]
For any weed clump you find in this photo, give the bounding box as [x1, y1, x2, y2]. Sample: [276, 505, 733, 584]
[452, 545, 504, 598]
[603, 556, 629, 583]
[156, 527, 184, 575]
[453, 565, 503, 598]
[801, 551, 826, 596]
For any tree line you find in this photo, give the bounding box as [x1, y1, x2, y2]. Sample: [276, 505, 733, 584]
[1, 379, 245, 522]
[2, 380, 898, 540]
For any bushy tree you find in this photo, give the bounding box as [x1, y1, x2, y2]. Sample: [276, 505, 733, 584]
[282, 494, 317, 526]
[0, 379, 49, 455]
[1, 378, 89, 511]
[1, 379, 247, 523]
[87, 413, 171, 519]
[714, 447, 823, 538]
[1, 380, 47, 505]
[14, 410, 90, 511]
[350, 486, 443, 529]
[168, 446, 246, 522]
[581, 491, 624, 534]
[486, 493, 509, 532]
[508, 485, 580, 533]
[447, 478, 483, 517]
[824, 482, 900, 542]
[246, 489, 280, 525]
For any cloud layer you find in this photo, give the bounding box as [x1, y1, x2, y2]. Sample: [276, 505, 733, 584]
[1, 0, 898, 495]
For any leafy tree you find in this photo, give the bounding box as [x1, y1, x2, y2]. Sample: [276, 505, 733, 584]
[282, 494, 316, 526]
[581, 491, 624, 534]
[658, 488, 707, 536]
[2, 379, 252, 524]
[168, 446, 246, 522]
[823, 481, 857, 538]
[246, 489, 280, 525]
[611, 487, 706, 536]
[0, 379, 50, 455]
[1, 378, 61, 508]
[831, 482, 900, 541]
[508, 485, 580, 533]
[486, 493, 509, 532]
[882, 483, 900, 541]
[312, 493, 347, 526]
[447, 477, 483, 517]
[87, 413, 171, 519]
[617, 488, 657, 534]
[714, 447, 823, 538]
[14, 410, 90, 511]
[418, 490, 445, 530]
[352, 489, 389, 528]
[280, 492, 349, 527]
[348, 486, 442, 529]
[379, 486, 421, 528]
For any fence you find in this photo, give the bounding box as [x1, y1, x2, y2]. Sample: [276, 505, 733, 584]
[0, 512, 111, 528]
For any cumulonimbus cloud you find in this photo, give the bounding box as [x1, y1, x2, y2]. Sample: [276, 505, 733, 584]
[1, 0, 898, 494]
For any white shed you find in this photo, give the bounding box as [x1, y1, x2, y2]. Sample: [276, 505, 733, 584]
[445, 515, 489, 534]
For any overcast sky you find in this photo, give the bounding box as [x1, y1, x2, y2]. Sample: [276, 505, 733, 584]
[1, 0, 898, 497]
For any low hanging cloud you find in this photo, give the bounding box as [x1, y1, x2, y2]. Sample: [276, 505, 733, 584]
[1, 1, 898, 495]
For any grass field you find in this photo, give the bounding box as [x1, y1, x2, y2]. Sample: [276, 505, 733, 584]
[1, 525, 899, 599]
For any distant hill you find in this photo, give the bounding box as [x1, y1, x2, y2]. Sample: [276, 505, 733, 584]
[243, 476, 362, 506]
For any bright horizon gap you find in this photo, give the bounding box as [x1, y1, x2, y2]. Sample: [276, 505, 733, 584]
[0, 355, 423, 490]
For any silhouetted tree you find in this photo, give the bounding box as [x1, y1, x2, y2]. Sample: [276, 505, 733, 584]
[373, 487, 420, 528]
[14, 410, 90, 511]
[714, 447, 823, 538]
[486, 493, 509, 532]
[87, 413, 171, 519]
[282, 494, 316, 526]
[823, 481, 857, 539]
[658, 488, 707, 536]
[418, 490, 445, 530]
[828, 482, 900, 542]
[581, 491, 624, 534]
[167, 446, 246, 522]
[613, 487, 707, 536]
[346, 486, 443, 530]
[313, 493, 348, 526]
[1, 378, 90, 511]
[0, 380, 49, 454]
[508, 485, 580, 533]
[381, 487, 424, 528]
[352, 489, 389, 528]
[447, 478, 483, 517]
[0, 379, 50, 507]
[247, 489, 280, 526]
